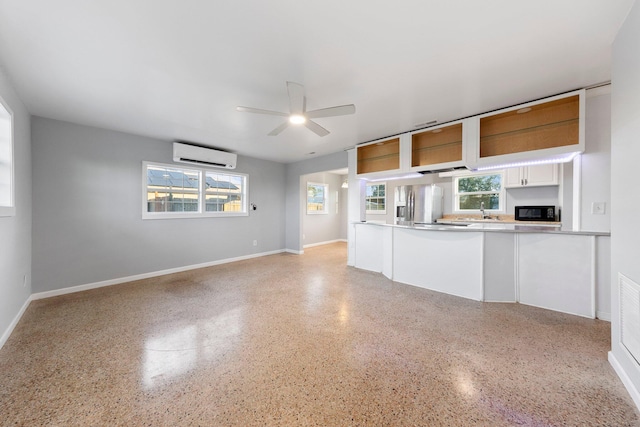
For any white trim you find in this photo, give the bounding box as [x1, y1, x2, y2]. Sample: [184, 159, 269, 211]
[285, 248, 304, 255]
[514, 233, 520, 303]
[365, 182, 387, 215]
[31, 249, 285, 301]
[306, 181, 329, 215]
[609, 351, 640, 411]
[453, 170, 506, 214]
[586, 84, 611, 98]
[142, 161, 249, 219]
[0, 297, 31, 350]
[597, 311, 611, 321]
[303, 239, 347, 249]
[0, 94, 15, 216]
[591, 235, 596, 319]
[572, 155, 582, 231]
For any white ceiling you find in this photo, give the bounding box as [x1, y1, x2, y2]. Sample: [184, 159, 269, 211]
[0, 1, 634, 163]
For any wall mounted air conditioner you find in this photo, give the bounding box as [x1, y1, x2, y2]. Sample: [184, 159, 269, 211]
[173, 142, 237, 169]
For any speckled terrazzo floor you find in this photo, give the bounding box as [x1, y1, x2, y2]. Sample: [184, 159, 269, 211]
[1, 243, 638, 426]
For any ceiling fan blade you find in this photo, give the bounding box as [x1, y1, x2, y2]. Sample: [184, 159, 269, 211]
[287, 81, 305, 114]
[268, 121, 289, 136]
[305, 120, 330, 137]
[236, 106, 289, 117]
[306, 104, 356, 119]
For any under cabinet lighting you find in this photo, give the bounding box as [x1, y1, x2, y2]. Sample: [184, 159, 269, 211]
[516, 107, 532, 114]
[474, 152, 581, 171]
[363, 173, 423, 182]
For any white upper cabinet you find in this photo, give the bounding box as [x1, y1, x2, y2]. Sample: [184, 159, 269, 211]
[504, 164, 558, 188]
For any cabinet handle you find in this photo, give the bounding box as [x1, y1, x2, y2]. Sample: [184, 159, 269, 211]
[521, 179, 524, 186]
[525, 178, 528, 185]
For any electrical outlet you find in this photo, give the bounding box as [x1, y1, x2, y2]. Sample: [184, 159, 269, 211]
[591, 202, 606, 215]
[253, 240, 258, 246]
[23, 274, 27, 287]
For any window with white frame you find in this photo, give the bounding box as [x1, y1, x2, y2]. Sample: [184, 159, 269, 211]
[365, 182, 386, 214]
[307, 182, 328, 214]
[0, 96, 14, 217]
[143, 162, 247, 218]
[454, 171, 504, 212]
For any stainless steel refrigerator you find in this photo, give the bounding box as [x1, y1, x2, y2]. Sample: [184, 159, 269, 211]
[394, 184, 443, 225]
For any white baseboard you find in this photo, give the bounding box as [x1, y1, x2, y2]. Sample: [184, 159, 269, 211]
[285, 249, 304, 255]
[31, 249, 285, 301]
[303, 239, 347, 249]
[597, 311, 611, 322]
[609, 351, 640, 411]
[0, 296, 32, 350]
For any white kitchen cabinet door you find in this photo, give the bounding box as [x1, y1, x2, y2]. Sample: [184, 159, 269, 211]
[525, 164, 558, 186]
[505, 167, 523, 188]
[504, 164, 558, 188]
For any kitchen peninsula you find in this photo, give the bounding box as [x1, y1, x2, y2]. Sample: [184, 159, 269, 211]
[353, 221, 609, 320]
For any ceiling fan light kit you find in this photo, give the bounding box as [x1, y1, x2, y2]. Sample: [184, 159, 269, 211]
[236, 81, 355, 137]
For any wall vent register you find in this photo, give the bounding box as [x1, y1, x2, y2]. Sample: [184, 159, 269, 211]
[620, 274, 640, 367]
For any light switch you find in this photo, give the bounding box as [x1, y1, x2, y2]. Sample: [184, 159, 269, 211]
[591, 202, 606, 215]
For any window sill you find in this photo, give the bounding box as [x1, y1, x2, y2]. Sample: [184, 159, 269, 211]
[142, 211, 248, 220]
[0, 206, 16, 217]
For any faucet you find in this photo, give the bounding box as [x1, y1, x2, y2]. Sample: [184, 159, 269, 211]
[480, 201, 487, 219]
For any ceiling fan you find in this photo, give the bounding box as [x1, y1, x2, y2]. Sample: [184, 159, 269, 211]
[236, 81, 355, 137]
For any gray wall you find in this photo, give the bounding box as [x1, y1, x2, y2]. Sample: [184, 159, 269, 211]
[0, 67, 32, 344]
[285, 151, 348, 252]
[611, 0, 640, 402]
[301, 171, 344, 246]
[31, 117, 285, 292]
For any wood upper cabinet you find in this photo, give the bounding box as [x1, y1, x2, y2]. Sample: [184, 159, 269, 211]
[411, 122, 463, 168]
[354, 90, 584, 176]
[356, 137, 402, 175]
[474, 90, 585, 168]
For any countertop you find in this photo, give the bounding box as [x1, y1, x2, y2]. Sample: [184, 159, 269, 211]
[354, 221, 610, 236]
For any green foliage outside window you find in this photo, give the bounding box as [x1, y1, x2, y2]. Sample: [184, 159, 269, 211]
[455, 173, 502, 211]
[458, 175, 501, 193]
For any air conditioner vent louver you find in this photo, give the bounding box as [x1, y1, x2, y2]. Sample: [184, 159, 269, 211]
[620, 274, 640, 367]
[173, 143, 237, 169]
[177, 158, 228, 168]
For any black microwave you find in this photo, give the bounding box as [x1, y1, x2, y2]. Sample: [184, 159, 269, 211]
[515, 206, 556, 221]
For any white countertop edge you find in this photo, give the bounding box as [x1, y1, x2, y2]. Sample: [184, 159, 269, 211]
[353, 221, 610, 236]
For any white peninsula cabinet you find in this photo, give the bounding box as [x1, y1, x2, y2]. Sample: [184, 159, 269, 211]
[352, 222, 609, 319]
[518, 233, 595, 318]
[392, 228, 484, 301]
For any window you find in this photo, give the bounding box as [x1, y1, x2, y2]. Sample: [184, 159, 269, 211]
[307, 182, 328, 214]
[365, 182, 386, 214]
[0, 96, 14, 217]
[143, 162, 247, 219]
[454, 171, 504, 212]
